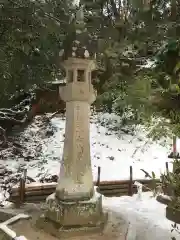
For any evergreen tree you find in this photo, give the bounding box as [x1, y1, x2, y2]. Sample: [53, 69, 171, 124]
[0, 0, 73, 104]
[81, 0, 180, 133]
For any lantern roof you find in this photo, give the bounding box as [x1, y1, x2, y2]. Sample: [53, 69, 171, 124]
[60, 5, 96, 60]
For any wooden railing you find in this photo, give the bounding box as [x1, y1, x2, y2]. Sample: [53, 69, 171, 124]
[9, 179, 160, 203]
[8, 165, 162, 204]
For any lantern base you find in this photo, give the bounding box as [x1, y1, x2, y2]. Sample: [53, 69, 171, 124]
[36, 191, 107, 238]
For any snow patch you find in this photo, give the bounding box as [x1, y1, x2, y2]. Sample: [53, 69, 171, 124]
[103, 192, 180, 240]
[1, 112, 173, 182]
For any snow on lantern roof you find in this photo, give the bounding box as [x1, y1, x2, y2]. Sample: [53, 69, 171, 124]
[68, 39, 93, 59]
[51, 79, 66, 84]
[59, 5, 96, 60]
[47, 79, 66, 85]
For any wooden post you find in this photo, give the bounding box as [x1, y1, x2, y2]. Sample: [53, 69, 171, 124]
[168, 136, 179, 159]
[165, 162, 169, 174]
[18, 169, 27, 204]
[96, 166, 101, 186]
[128, 166, 133, 196]
[173, 136, 177, 155]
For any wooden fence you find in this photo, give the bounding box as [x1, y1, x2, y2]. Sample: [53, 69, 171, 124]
[8, 164, 165, 204]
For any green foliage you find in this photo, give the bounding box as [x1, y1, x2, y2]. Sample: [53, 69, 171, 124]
[126, 75, 152, 107]
[1, 0, 180, 137]
[140, 169, 160, 196]
[0, 0, 72, 105]
[81, 0, 180, 139]
[82, 0, 180, 120]
[121, 36, 180, 135]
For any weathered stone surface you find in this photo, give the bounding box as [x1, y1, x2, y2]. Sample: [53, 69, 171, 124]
[0, 229, 12, 240]
[0, 209, 17, 223]
[11, 209, 126, 240]
[36, 213, 107, 239]
[56, 58, 97, 202]
[36, 56, 106, 237]
[0, 228, 28, 240]
[41, 191, 104, 227]
[36, 217, 107, 239]
[0, 204, 43, 223]
[35, 190, 107, 238]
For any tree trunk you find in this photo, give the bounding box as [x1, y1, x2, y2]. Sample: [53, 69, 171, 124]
[171, 0, 177, 21]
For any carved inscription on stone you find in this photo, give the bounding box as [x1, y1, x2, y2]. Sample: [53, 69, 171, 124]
[77, 205, 87, 216]
[75, 104, 84, 162]
[75, 104, 84, 182]
[47, 198, 63, 223]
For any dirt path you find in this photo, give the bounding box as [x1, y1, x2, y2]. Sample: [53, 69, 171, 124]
[11, 211, 128, 240]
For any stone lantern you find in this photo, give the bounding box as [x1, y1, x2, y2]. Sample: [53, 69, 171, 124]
[56, 55, 97, 196]
[36, 7, 106, 237]
[57, 57, 97, 202]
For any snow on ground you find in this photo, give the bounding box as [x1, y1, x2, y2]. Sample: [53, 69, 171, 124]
[103, 192, 180, 240]
[90, 113, 172, 181]
[34, 112, 173, 182]
[1, 112, 173, 182]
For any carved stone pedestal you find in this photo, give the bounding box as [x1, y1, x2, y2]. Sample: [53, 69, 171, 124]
[36, 191, 106, 238]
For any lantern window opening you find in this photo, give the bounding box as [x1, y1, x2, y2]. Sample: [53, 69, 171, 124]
[77, 69, 85, 82]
